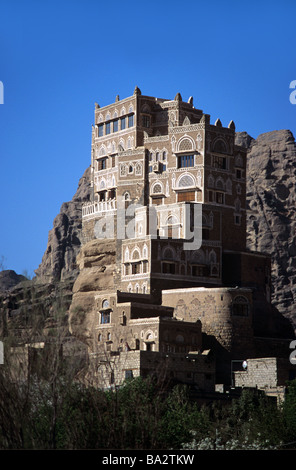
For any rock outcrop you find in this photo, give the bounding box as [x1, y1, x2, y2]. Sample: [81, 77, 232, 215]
[0, 270, 28, 293]
[236, 129, 296, 328]
[68, 239, 117, 348]
[34, 166, 92, 283]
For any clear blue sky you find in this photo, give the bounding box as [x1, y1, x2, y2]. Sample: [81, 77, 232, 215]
[0, 0, 295, 277]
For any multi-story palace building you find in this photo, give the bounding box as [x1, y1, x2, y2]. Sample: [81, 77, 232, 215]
[78, 87, 294, 394]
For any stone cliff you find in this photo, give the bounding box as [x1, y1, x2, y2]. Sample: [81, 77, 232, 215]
[68, 238, 117, 348]
[236, 129, 296, 328]
[34, 166, 92, 283]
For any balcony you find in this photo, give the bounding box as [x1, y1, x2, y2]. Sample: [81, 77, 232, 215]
[82, 198, 117, 219]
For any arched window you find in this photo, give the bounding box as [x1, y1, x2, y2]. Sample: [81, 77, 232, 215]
[162, 247, 176, 274]
[152, 182, 163, 194]
[213, 139, 227, 154]
[143, 244, 148, 259]
[178, 137, 194, 152]
[234, 198, 241, 212]
[131, 248, 141, 275]
[216, 178, 224, 191]
[120, 164, 127, 176]
[176, 334, 184, 343]
[100, 299, 111, 324]
[165, 215, 180, 238]
[232, 296, 249, 316]
[191, 249, 205, 264]
[99, 145, 106, 157]
[177, 173, 195, 188]
[102, 299, 109, 309]
[163, 247, 174, 260]
[209, 250, 217, 264]
[132, 248, 140, 260]
[124, 248, 129, 262]
[208, 174, 215, 188]
[135, 162, 142, 175]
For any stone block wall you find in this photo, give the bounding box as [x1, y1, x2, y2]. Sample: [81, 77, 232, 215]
[234, 357, 293, 389]
[162, 287, 254, 355]
[92, 350, 216, 391]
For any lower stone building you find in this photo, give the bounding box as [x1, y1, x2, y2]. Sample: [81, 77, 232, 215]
[68, 238, 296, 396]
[233, 357, 295, 403]
[89, 349, 215, 391]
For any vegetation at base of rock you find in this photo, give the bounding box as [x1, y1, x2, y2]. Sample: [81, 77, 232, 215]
[1, 354, 296, 450]
[0, 295, 295, 450]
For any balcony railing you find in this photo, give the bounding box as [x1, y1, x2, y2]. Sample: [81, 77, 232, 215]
[82, 198, 117, 218]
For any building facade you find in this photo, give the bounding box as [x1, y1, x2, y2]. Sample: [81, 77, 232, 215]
[79, 87, 293, 391]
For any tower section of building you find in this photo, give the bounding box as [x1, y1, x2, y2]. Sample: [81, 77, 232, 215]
[82, 87, 251, 296]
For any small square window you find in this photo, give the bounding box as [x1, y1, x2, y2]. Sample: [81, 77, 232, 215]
[98, 158, 107, 170]
[213, 156, 227, 169]
[177, 154, 194, 168]
[162, 262, 176, 274]
[125, 370, 133, 379]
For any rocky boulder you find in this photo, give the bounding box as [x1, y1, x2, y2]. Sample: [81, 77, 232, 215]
[0, 270, 28, 293]
[68, 239, 117, 348]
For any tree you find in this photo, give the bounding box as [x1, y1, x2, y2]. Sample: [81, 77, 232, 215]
[283, 379, 296, 446]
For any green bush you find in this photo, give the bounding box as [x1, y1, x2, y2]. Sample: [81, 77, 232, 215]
[1, 369, 296, 450]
